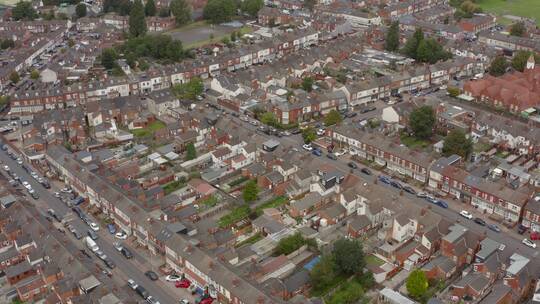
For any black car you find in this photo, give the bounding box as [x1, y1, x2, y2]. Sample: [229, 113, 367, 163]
[474, 217, 486, 226]
[347, 162, 358, 169]
[291, 129, 302, 135]
[104, 258, 116, 269]
[360, 168, 372, 175]
[360, 106, 376, 113]
[145, 271, 159, 281]
[72, 230, 83, 240]
[403, 186, 416, 195]
[87, 230, 99, 240]
[72, 206, 84, 218]
[121, 247, 133, 259]
[517, 224, 528, 235]
[326, 153, 337, 160]
[389, 180, 402, 189]
[345, 112, 358, 118]
[135, 285, 149, 299]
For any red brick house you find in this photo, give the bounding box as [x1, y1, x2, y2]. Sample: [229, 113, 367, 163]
[347, 215, 372, 238]
[458, 15, 496, 33]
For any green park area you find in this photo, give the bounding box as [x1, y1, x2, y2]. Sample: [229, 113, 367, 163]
[476, 0, 540, 24]
[130, 120, 166, 138]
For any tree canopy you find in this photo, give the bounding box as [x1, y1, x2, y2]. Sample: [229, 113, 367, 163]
[103, 0, 132, 15]
[409, 106, 435, 139]
[242, 179, 259, 203]
[488, 56, 508, 76]
[0, 39, 15, 50]
[145, 0, 156, 16]
[511, 50, 540, 72]
[203, 0, 236, 24]
[310, 255, 338, 293]
[185, 142, 197, 160]
[120, 34, 186, 63]
[302, 77, 314, 92]
[9, 71, 20, 84]
[170, 0, 192, 25]
[241, 0, 263, 17]
[30, 70, 40, 80]
[129, 0, 147, 37]
[76, 3, 87, 18]
[406, 269, 428, 300]
[510, 22, 526, 37]
[172, 77, 203, 100]
[442, 129, 472, 159]
[332, 238, 365, 276]
[274, 232, 316, 256]
[402, 29, 451, 63]
[302, 127, 317, 144]
[324, 109, 342, 127]
[260, 112, 279, 127]
[12, 1, 37, 21]
[385, 21, 400, 52]
[101, 48, 118, 70]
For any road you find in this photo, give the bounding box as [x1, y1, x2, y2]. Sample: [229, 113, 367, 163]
[225, 110, 540, 261]
[0, 148, 183, 304]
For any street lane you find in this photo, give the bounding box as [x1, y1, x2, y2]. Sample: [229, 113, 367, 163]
[0, 148, 179, 304]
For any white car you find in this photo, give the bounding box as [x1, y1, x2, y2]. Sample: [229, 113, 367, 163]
[459, 210, 473, 220]
[302, 144, 313, 151]
[3, 165, 9, 171]
[89, 222, 100, 231]
[113, 242, 123, 252]
[334, 149, 348, 157]
[127, 279, 138, 290]
[165, 274, 182, 282]
[22, 181, 31, 190]
[179, 300, 190, 304]
[316, 128, 325, 136]
[522, 239, 537, 248]
[30, 172, 38, 179]
[54, 192, 61, 198]
[16, 158, 23, 165]
[115, 231, 127, 240]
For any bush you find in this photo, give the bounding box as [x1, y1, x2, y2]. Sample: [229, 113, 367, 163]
[447, 86, 460, 97]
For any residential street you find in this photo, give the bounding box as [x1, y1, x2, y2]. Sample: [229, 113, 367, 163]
[0, 148, 189, 304]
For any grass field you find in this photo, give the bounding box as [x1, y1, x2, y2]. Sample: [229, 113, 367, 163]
[476, 0, 540, 25]
[131, 120, 166, 138]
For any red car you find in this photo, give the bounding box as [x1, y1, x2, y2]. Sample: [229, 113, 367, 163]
[530, 232, 540, 241]
[199, 298, 213, 304]
[175, 279, 191, 288]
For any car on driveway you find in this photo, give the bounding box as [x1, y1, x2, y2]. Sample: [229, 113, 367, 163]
[488, 224, 501, 233]
[166, 274, 182, 282]
[522, 238, 537, 248]
[145, 271, 159, 281]
[459, 210, 473, 219]
[473, 217, 486, 226]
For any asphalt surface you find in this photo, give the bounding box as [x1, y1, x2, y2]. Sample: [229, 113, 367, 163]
[0, 148, 181, 304]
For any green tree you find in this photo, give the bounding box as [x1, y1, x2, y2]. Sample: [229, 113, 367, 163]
[274, 232, 316, 255]
[170, 0, 192, 25]
[158, 7, 170, 17]
[326, 281, 365, 304]
[302, 127, 317, 144]
[30, 70, 40, 80]
[203, 0, 236, 24]
[101, 48, 118, 70]
[12, 1, 37, 20]
[185, 142, 197, 160]
[324, 109, 342, 126]
[171, 77, 203, 100]
[385, 21, 400, 52]
[332, 238, 365, 276]
[409, 106, 435, 139]
[9, 71, 20, 84]
[261, 112, 278, 126]
[406, 269, 428, 300]
[301, 77, 314, 92]
[0, 39, 15, 49]
[304, 0, 316, 10]
[447, 86, 460, 97]
[75, 3, 87, 18]
[241, 0, 263, 17]
[242, 179, 259, 203]
[310, 255, 338, 293]
[221, 36, 232, 47]
[442, 129, 472, 159]
[129, 0, 147, 37]
[488, 56, 508, 76]
[230, 31, 237, 41]
[145, 0, 156, 16]
[509, 22, 526, 37]
[402, 28, 424, 59]
[511, 50, 540, 72]
[416, 38, 451, 64]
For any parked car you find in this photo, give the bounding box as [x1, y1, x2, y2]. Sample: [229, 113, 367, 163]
[488, 224, 501, 233]
[435, 200, 448, 209]
[416, 192, 428, 198]
[473, 217, 486, 226]
[522, 238, 537, 248]
[530, 232, 540, 240]
[165, 274, 182, 282]
[389, 180, 402, 189]
[107, 224, 116, 234]
[145, 271, 159, 281]
[87, 230, 99, 240]
[361, 168, 372, 175]
[312, 148, 322, 156]
[459, 210, 473, 219]
[316, 128, 325, 136]
[378, 175, 390, 184]
[175, 279, 191, 288]
[127, 279, 138, 290]
[135, 285, 150, 299]
[360, 106, 376, 113]
[302, 144, 313, 151]
[113, 242, 123, 251]
[518, 224, 528, 235]
[89, 222, 100, 231]
[115, 231, 128, 240]
[146, 296, 160, 304]
[121, 247, 133, 259]
[403, 186, 416, 195]
[347, 162, 358, 169]
[326, 153, 337, 160]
